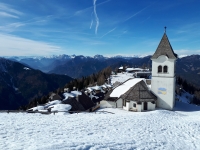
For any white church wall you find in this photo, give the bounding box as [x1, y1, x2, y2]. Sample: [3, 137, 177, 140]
[151, 77, 176, 110]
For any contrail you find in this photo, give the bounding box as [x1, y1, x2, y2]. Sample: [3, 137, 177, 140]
[93, 0, 99, 35]
[90, 12, 93, 29]
[123, 4, 151, 22]
[101, 27, 116, 38]
[90, 20, 93, 29]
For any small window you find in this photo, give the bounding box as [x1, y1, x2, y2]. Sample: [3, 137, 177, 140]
[158, 65, 162, 73]
[133, 103, 136, 107]
[163, 66, 168, 73]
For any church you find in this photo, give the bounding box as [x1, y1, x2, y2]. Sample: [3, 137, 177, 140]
[103, 27, 178, 111]
[151, 27, 178, 110]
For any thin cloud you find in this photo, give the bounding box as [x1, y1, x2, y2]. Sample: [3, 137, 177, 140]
[0, 2, 23, 18]
[0, 22, 26, 32]
[101, 27, 116, 38]
[90, 20, 93, 29]
[0, 11, 19, 18]
[0, 34, 65, 56]
[0, 15, 54, 33]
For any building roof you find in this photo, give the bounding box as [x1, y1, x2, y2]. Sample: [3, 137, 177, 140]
[126, 68, 134, 71]
[145, 79, 151, 85]
[110, 78, 144, 98]
[120, 80, 157, 102]
[49, 94, 62, 100]
[62, 98, 85, 111]
[78, 92, 95, 110]
[112, 81, 121, 88]
[151, 33, 177, 59]
[104, 90, 115, 100]
[91, 92, 105, 103]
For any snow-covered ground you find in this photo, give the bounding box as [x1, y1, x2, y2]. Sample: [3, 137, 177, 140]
[1, 101, 200, 150]
[111, 72, 134, 84]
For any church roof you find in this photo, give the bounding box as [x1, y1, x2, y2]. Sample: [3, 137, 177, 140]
[151, 33, 177, 59]
[120, 80, 157, 102]
[104, 79, 157, 102]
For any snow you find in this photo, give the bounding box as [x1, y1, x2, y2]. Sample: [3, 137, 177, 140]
[27, 106, 44, 111]
[51, 104, 72, 112]
[87, 86, 101, 91]
[44, 100, 61, 108]
[111, 72, 134, 84]
[63, 92, 75, 100]
[100, 85, 107, 88]
[133, 68, 143, 70]
[23, 67, 30, 70]
[105, 84, 112, 88]
[71, 91, 82, 96]
[1, 102, 200, 150]
[86, 87, 93, 92]
[92, 86, 101, 90]
[38, 109, 48, 113]
[110, 78, 144, 97]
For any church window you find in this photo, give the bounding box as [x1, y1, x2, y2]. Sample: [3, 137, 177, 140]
[163, 66, 168, 73]
[158, 65, 162, 73]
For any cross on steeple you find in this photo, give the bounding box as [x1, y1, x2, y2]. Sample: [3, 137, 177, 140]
[164, 26, 167, 33]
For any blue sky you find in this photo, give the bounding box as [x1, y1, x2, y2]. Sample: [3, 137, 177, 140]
[0, 0, 200, 57]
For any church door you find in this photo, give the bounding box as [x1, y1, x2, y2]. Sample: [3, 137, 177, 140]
[144, 102, 148, 110]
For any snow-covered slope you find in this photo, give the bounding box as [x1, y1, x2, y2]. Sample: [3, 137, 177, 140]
[0, 102, 200, 150]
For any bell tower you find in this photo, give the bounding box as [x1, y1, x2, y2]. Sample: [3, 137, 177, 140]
[151, 27, 177, 110]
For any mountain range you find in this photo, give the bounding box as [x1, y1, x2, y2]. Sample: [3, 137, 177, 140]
[0, 58, 72, 110]
[7, 54, 200, 87]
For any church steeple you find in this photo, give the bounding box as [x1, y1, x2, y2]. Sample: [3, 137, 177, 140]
[151, 28, 177, 59]
[151, 28, 177, 110]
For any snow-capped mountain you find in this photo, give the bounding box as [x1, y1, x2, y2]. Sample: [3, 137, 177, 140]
[4, 54, 200, 87]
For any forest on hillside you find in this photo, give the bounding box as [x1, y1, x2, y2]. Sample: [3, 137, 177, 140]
[21, 67, 112, 110]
